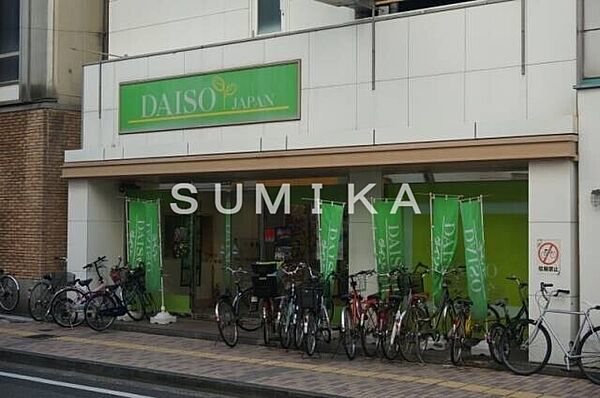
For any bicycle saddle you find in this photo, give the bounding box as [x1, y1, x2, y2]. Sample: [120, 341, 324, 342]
[494, 299, 507, 307]
[367, 293, 380, 301]
[78, 278, 93, 287]
[412, 293, 429, 301]
[455, 298, 473, 306]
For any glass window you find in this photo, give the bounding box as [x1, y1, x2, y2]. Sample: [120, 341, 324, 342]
[258, 0, 281, 35]
[0, 0, 20, 83]
[584, 0, 600, 79]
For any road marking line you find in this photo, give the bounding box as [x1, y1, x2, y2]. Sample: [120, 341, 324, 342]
[0, 327, 562, 397]
[0, 370, 155, 398]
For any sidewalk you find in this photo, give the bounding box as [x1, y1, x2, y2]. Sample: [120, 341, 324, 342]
[0, 317, 597, 397]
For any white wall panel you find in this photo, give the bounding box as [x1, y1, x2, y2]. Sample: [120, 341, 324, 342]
[409, 73, 464, 127]
[288, 0, 353, 31]
[100, 62, 116, 111]
[147, 53, 185, 78]
[466, 1, 521, 70]
[374, 79, 409, 129]
[82, 111, 100, 149]
[184, 47, 224, 74]
[185, 128, 223, 155]
[527, 61, 576, 119]
[82, 66, 100, 112]
[265, 34, 310, 88]
[310, 26, 356, 87]
[220, 124, 263, 153]
[409, 9, 465, 77]
[262, 121, 299, 151]
[146, 130, 184, 147]
[308, 85, 356, 136]
[527, 0, 576, 64]
[465, 67, 526, 123]
[375, 19, 409, 81]
[223, 9, 250, 41]
[223, 40, 265, 68]
[376, 123, 474, 145]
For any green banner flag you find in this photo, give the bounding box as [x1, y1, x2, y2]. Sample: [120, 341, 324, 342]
[430, 195, 460, 307]
[372, 200, 404, 292]
[127, 199, 162, 295]
[460, 197, 488, 321]
[319, 202, 344, 283]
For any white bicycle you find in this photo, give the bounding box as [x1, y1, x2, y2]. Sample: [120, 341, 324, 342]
[500, 282, 600, 384]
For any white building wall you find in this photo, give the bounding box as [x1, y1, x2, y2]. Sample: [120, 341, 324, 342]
[108, 0, 354, 57]
[578, 88, 600, 323]
[68, 0, 577, 164]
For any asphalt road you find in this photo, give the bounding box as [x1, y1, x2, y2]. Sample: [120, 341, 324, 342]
[0, 361, 231, 398]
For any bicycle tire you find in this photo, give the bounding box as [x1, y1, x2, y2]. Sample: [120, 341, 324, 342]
[360, 304, 379, 357]
[450, 313, 466, 365]
[294, 309, 304, 349]
[261, 299, 272, 346]
[85, 293, 117, 332]
[123, 288, 146, 321]
[304, 311, 317, 356]
[236, 288, 262, 332]
[216, 299, 238, 347]
[577, 325, 600, 384]
[341, 306, 356, 360]
[487, 322, 506, 365]
[0, 275, 19, 312]
[279, 300, 294, 349]
[382, 311, 401, 360]
[400, 305, 427, 362]
[501, 318, 551, 376]
[319, 303, 332, 344]
[28, 281, 53, 321]
[51, 287, 86, 328]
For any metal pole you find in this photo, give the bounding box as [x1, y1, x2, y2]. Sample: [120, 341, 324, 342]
[371, 0, 376, 91]
[521, 0, 526, 75]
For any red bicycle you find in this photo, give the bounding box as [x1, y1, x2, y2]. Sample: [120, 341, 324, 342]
[340, 269, 375, 360]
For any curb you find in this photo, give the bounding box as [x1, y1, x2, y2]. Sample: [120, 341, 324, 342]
[0, 347, 339, 398]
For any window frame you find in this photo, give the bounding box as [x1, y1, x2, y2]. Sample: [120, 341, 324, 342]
[0, 0, 21, 85]
[253, 0, 285, 37]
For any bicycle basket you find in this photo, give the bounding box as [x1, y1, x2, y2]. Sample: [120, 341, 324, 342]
[298, 284, 323, 310]
[397, 272, 425, 295]
[251, 262, 278, 276]
[251, 274, 278, 298]
[110, 266, 130, 285]
[50, 271, 75, 289]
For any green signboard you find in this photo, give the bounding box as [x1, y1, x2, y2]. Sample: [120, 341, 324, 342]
[119, 61, 300, 133]
[127, 199, 162, 295]
[372, 199, 404, 293]
[430, 195, 460, 307]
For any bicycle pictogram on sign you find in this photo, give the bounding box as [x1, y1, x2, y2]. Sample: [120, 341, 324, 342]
[537, 240, 560, 273]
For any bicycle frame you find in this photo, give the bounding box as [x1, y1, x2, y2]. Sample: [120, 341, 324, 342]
[528, 293, 600, 369]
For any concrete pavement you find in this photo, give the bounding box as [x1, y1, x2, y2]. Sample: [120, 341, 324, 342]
[0, 318, 597, 397]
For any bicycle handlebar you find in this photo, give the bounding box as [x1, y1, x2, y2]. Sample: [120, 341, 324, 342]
[225, 266, 248, 275]
[349, 269, 376, 279]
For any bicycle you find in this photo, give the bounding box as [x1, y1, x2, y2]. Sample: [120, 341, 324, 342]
[500, 282, 600, 384]
[28, 257, 71, 322]
[50, 256, 109, 328]
[215, 266, 262, 347]
[340, 269, 375, 360]
[84, 258, 147, 331]
[487, 275, 529, 364]
[0, 268, 20, 312]
[251, 262, 280, 346]
[298, 265, 333, 356]
[277, 263, 302, 349]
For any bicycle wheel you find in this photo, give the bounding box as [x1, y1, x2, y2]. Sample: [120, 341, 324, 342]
[123, 288, 145, 321]
[487, 305, 501, 324]
[487, 322, 506, 365]
[341, 306, 357, 360]
[28, 281, 53, 321]
[360, 304, 380, 357]
[279, 301, 294, 349]
[400, 305, 427, 362]
[382, 311, 401, 360]
[319, 303, 332, 344]
[236, 289, 262, 332]
[294, 309, 304, 349]
[85, 293, 117, 332]
[216, 299, 238, 347]
[143, 292, 158, 318]
[450, 314, 466, 365]
[51, 288, 86, 328]
[0, 275, 19, 312]
[304, 311, 317, 356]
[261, 299, 273, 346]
[436, 303, 455, 343]
[577, 326, 600, 384]
[501, 318, 551, 375]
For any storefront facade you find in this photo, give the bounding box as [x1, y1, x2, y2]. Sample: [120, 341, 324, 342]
[64, 0, 587, 363]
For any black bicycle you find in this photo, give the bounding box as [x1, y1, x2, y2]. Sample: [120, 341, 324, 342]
[84, 258, 146, 331]
[0, 269, 19, 312]
[299, 265, 333, 356]
[28, 257, 71, 322]
[215, 266, 262, 347]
